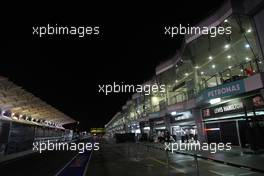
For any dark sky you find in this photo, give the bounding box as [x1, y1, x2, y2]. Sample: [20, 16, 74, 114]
[4, 1, 225, 131]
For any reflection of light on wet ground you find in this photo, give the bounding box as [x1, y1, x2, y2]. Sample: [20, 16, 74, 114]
[148, 156, 186, 174]
[85, 142, 264, 176]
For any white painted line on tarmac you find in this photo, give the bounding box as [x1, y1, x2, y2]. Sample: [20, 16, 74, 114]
[55, 153, 79, 176]
[82, 150, 93, 176]
[239, 172, 255, 176]
[173, 158, 194, 162]
[209, 170, 234, 176]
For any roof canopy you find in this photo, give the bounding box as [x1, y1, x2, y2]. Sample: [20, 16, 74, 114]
[0, 76, 75, 127]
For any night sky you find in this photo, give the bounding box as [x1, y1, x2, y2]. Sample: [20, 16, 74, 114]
[4, 1, 224, 131]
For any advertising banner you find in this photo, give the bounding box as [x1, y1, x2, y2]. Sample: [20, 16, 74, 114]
[197, 79, 245, 103]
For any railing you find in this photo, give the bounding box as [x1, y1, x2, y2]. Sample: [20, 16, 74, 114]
[199, 57, 263, 93]
[111, 57, 263, 124]
[167, 57, 263, 106]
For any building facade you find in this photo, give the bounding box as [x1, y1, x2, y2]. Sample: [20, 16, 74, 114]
[105, 0, 264, 150]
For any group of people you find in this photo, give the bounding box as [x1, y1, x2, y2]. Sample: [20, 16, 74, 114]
[146, 128, 198, 143]
[155, 130, 173, 143]
[153, 128, 198, 143]
[178, 128, 198, 143]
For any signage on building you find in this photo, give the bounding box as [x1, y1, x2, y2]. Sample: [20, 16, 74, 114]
[214, 102, 243, 114]
[202, 100, 244, 118]
[154, 120, 165, 125]
[174, 115, 190, 121]
[149, 117, 165, 126]
[170, 111, 192, 123]
[198, 79, 245, 102]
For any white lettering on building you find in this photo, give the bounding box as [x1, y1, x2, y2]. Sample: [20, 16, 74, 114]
[207, 83, 241, 98]
[214, 102, 243, 114]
